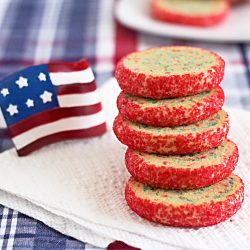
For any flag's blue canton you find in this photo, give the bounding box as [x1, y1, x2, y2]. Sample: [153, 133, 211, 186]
[0, 64, 59, 126]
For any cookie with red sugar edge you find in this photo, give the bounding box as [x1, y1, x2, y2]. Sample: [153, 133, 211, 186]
[117, 87, 224, 127]
[151, 0, 230, 27]
[125, 174, 244, 227]
[115, 46, 225, 99]
[125, 139, 238, 189]
[113, 110, 229, 155]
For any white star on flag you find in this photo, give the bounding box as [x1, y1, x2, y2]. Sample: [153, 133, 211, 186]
[26, 99, 34, 108]
[40, 90, 53, 103]
[16, 76, 28, 88]
[38, 72, 46, 81]
[1, 88, 9, 97]
[6, 104, 18, 116]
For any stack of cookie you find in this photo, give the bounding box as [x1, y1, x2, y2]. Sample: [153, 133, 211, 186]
[113, 46, 244, 227]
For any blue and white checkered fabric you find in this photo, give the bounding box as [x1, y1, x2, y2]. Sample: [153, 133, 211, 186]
[0, 0, 249, 249]
[0, 207, 90, 249]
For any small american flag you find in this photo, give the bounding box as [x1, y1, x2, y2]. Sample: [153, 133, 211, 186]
[0, 59, 106, 156]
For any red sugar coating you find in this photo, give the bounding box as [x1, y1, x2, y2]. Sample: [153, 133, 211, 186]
[150, 0, 230, 27]
[115, 46, 225, 99]
[113, 111, 229, 155]
[125, 175, 244, 227]
[117, 87, 224, 127]
[125, 140, 238, 189]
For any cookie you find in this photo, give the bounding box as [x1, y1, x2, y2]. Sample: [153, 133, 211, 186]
[125, 139, 238, 189]
[117, 87, 224, 127]
[125, 174, 244, 227]
[115, 46, 225, 99]
[151, 0, 229, 27]
[113, 110, 229, 155]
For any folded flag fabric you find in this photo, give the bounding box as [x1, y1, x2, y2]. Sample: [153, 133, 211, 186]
[0, 59, 106, 156]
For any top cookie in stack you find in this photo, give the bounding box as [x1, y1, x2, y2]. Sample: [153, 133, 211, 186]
[115, 46, 225, 99]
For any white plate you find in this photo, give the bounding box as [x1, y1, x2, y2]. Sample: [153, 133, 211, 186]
[115, 0, 250, 42]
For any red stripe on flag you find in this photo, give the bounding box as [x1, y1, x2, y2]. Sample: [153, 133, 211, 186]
[16, 123, 107, 156]
[57, 81, 97, 95]
[9, 104, 102, 137]
[114, 20, 137, 66]
[48, 59, 89, 72]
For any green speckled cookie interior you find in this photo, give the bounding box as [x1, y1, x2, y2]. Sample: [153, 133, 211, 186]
[130, 174, 241, 206]
[125, 90, 212, 108]
[135, 140, 236, 169]
[129, 110, 227, 135]
[156, 0, 227, 15]
[123, 47, 220, 76]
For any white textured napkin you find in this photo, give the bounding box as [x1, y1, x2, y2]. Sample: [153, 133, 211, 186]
[0, 78, 250, 250]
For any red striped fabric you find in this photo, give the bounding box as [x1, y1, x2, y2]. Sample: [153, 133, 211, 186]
[114, 21, 138, 66]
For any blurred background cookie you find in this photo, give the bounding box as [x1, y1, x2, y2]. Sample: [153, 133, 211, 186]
[150, 0, 230, 27]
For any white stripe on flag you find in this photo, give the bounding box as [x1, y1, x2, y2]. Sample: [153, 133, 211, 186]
[58, 90, 101, 107]
[13, 111, 106, 150]
[0, 108, 7, 128]
[49, 68, 95, 86]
